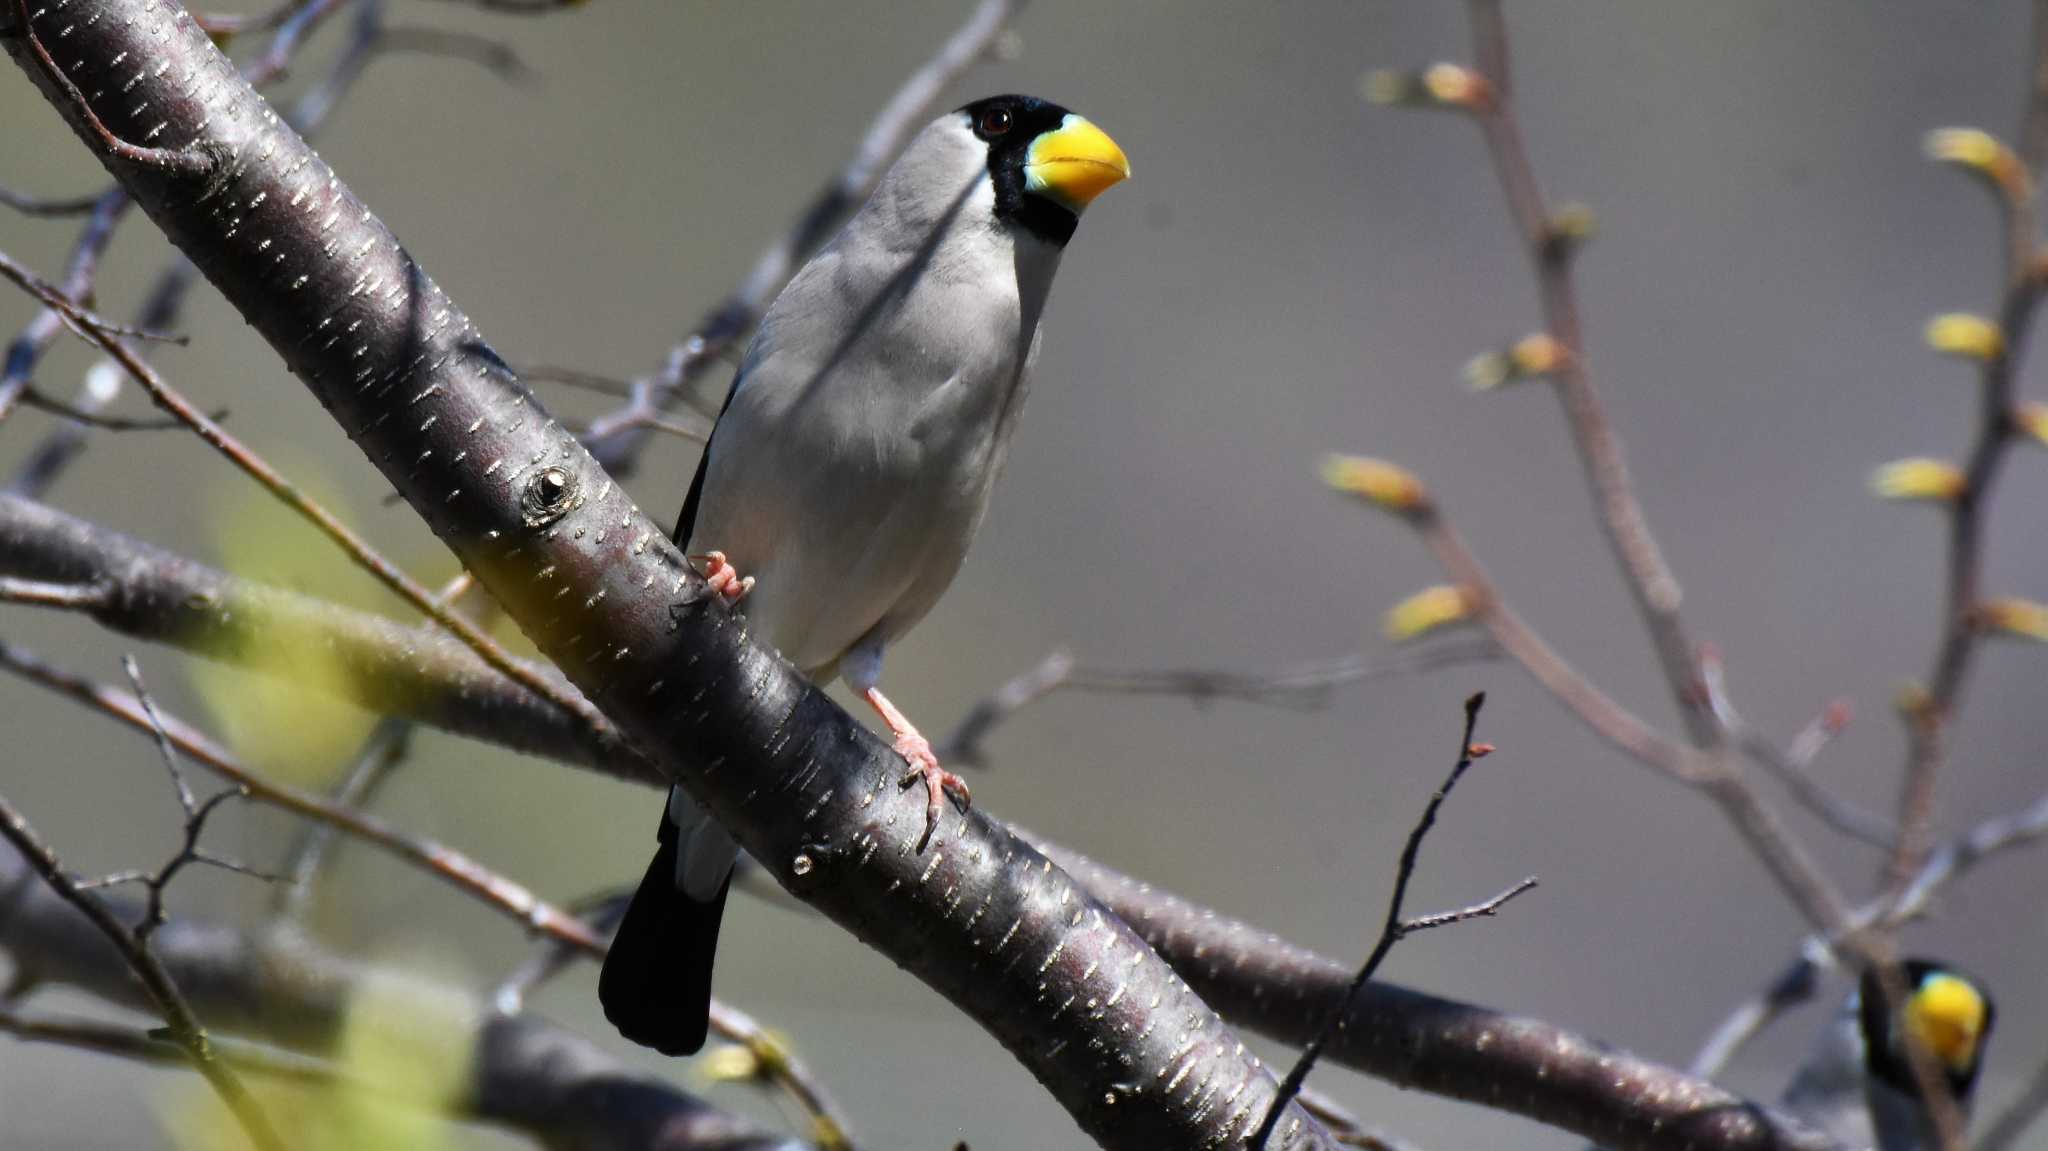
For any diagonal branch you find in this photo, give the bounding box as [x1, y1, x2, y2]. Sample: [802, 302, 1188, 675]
[0, 491, 647, 780]
[3, 4, 1333, 1146]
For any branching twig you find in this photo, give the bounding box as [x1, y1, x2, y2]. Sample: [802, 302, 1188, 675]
[0, 835, 810, 1151]
[0, 639, 606, 954]
[1883, 0, 2048, 901]
[0, 795, 285, 1151]
[1352, 2, 1862, 946]
[1034, 826, 1840, 1151]
[0, 248, 611, 742]
[1253, 693, 1527, 1149]
[1688, 788, 2048, 1079]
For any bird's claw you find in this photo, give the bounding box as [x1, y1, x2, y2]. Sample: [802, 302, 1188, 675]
[691, 550, 754, 606]
[894, 730, 970, 852]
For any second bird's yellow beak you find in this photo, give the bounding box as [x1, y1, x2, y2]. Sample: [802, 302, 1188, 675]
[1025, 116, 1130, 210]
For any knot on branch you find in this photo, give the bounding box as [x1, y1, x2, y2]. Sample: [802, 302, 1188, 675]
[519, 466, 580, 528]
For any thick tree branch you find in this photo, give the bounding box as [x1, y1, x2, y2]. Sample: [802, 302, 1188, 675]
[0, 479, 1870, 1150]
[3, 4, 1331, 1146]
[0, 491, 648, 781]
[1032, 833, 1842, 1151]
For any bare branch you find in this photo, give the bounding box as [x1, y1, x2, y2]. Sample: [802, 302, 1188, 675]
[0, 492, 643, 779]
[0, 1006, 342, 1086]
[1253, 694, 1516, 1149]
[0, 637, 850, 1136]
[1884, 0, 2048, 905]
[0, 248, 613, 744]
[1399, 875, 1538, 933]
[1030, 828, 1842, 1151]
[1688, 790, 2048, 1079]
[0, 836, 811, 1151]
[0, 184, 107, 216]
[0, 795, 284, 1151]
[939, 639, 1498, 766]
[0, 639, 607, 955]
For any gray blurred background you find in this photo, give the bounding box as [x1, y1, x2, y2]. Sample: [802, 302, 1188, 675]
[4, 2, 2047, 1147]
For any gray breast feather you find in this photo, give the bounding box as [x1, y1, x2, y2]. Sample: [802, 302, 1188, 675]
[684, 168, 1062, 678]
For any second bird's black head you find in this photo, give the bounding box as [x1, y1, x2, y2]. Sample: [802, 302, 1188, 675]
[1859, 959, 1994, 1100]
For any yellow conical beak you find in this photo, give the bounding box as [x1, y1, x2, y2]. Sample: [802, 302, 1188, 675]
[1905, 973, 1988, 1074]
[1024, 115, 1130, 211]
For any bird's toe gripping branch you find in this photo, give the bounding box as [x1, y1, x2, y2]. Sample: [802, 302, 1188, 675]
[691, 551, 754, 606]
[862, 686, 971, 852]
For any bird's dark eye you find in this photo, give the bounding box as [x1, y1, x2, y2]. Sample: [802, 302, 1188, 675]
[980, 108, 1013, 136]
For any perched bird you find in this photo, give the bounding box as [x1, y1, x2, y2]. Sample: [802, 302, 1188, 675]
[599, 95, 1129, 1056]
[1781, 958, 1995, 1151]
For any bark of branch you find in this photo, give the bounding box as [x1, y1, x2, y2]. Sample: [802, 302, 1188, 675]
[3, 4, 1330, 1146]
[1032, 834, 1844, 1151]
[0, 491, 649, 783]
[0, 481, 1862, 1151]
[0, 837, 809, 1151]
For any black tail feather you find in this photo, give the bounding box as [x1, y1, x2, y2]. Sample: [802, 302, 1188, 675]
[599, 828, 730, 1056]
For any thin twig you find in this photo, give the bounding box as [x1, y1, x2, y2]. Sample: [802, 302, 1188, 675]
[273, 716, 414, 917]
[938, 638, 1498, 766]
[0, 639, 605, 954]
[0, 796, 284, 1151]
[0, 188, 130, 426]
[1253, 693, 1521, 1149]
[0, 576, 108, 609]
[11, 0, 215, 175]
[16, 387, 216, 430]
[1699, 650, 1892, 848]
[704, 1000, 859, 1151]
[1398, 876, 1538, 932]
[1365, 2, 1863, 945]
[0, 185, 107, 217]
[491, 888, 630, 1014]
[1885, 0, 2048, 901]
[0, 249, 611, 741]
[377, 25, 536, 87]
[1688, 788, 2048, 1080]
[0, 841, 803, 1150]
[0, 1006, 343, 1086]
[1466, 0, 1720, 749]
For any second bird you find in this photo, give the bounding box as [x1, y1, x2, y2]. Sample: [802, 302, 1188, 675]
[600, 94, 1130, 1056]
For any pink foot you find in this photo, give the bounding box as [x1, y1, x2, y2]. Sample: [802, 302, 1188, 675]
[692, 550, 754, 606]
[894, 729, 971, 853]
[862, 685, 969, 852]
